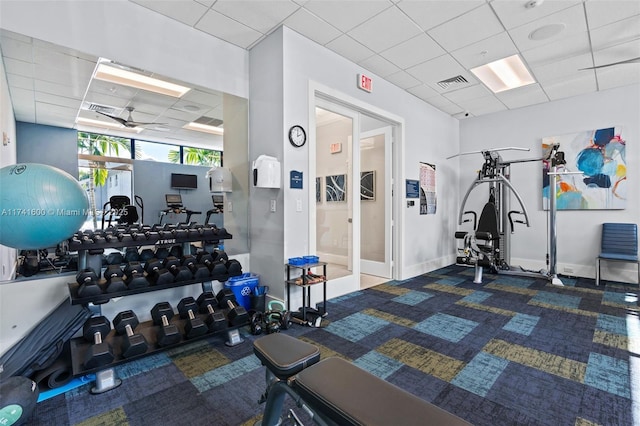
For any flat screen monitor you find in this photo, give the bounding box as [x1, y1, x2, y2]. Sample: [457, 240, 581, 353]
[165, 194, 183, 208]
[171, 173, 198, 189]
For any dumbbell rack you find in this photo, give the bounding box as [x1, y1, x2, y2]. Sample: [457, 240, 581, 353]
[66, 223, 247, 390]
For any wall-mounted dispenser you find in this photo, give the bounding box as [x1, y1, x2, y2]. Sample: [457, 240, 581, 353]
[252, 155, 281, 188]
[206, 166, 233, 192]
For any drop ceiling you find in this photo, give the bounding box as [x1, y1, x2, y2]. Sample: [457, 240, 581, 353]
[1, 0, 639, 145]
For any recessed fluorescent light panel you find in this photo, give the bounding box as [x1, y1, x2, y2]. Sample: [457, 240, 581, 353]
[77, 117, 143, 133]
[471, 54, 536, 93]
[183, 122, 224, 135]
[94, 62, 191, 98]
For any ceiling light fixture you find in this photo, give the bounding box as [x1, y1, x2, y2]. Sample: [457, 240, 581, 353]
[183, 122, 224, 135]
[77, 117, 144, 133]
[470, 54, 536, 93]
[94, 61, 191, 98]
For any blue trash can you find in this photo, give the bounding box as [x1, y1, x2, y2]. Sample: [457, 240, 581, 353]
[224, 273, 259, 310]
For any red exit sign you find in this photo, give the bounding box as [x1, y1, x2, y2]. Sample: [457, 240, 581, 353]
[358, 74, 372, 93]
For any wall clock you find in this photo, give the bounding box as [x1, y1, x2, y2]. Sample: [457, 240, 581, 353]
[288, 125, 306, 148]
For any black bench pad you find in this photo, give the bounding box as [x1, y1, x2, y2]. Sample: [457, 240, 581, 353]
[253, 334, 320, 380]
[294, 357, 471, 426]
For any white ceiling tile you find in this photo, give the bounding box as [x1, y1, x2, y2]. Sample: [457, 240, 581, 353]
[509, 4, 587, 52]
[8, 87, 35, 109]
[451, 31, 518, 69]
[427, 4, 504, 52]
[530, 53, 593, 84]
[520, 31, 590, 67]
[490, 0, 581, 29]
[84, 91, 131, 109]
[456, 94, 507, 115]
[379, 33, 445, 70]
[32, 38, 97, 62]
[385, 70, 421, 89]
[194, 0, 215, 7]
[6, 73, 33, 91]
[283, 8, 343, 46]
[303, 0, 392, 32]
[358, 54, 401, 78]
[590, 14, 640, 50]
[181, 89, 223, 107]
[593, 38, 640, 67]
[35, 79, 86, 100]
[129, 0, 209, 26]
[196, 9, 264, 48]
[326, 35, 376, 63]
[495, 83, 548, 109]
[406, 54, 476, 92]
[348, 6, 423, 53]
[33, 47, 95, 76]
[35, 102, 78, 125]
[131, 91, 179, 109]
[35, 92, 82, 109]
[597, 67, 640, 91]
[34, 63, 92, 88]
[3, 57, 33, 78]
[396, 0, 484, 31]
[585, 0, 640, 30]
[0, 35, 32, 62]
[406, 84, 440, 101]
[212, 0, 299, 33]
[443, 84, 492, 103]
[88, 79, 139, 100]
[542, 72, 597, 100]
[424, 95, 464, 114]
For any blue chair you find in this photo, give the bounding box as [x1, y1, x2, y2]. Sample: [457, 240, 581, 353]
[596, 223, 639, 286]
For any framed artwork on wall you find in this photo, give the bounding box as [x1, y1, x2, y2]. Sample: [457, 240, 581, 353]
[325, 174, 346, 202]
[542, 126, 626, 210]
[360, 170, 375, 201]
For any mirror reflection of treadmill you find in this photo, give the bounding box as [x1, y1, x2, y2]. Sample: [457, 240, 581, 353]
[206, 194, 225, 224]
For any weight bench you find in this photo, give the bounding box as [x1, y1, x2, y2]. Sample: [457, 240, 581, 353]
[253, 333, 471, 426]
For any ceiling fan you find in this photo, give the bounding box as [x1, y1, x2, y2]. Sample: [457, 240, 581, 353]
[96, 106, 165, 128]
[579, 56, 640, 70]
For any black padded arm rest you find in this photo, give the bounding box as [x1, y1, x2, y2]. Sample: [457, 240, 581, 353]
[454, 231, 469, 239]
[293, 357, 471, 426]
[474, 231, 496, 240]
[253, 334, 320, 380]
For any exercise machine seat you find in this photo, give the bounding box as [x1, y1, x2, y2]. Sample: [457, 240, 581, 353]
[253, 333, 320, 380]
[596, 223, 639, 286]
[474, 202, 499, 241]
[294, 357, 471, 426]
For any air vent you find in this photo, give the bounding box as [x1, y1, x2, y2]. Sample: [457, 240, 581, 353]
[194, 116, 223, 127]
[83, 102, 118, 115]
[437, 75, 468, 89]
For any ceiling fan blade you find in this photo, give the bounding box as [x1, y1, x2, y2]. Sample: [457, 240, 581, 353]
[579, 57, 640, 70]
[125, 121, 168, 128]
[95, 110, 128, 126]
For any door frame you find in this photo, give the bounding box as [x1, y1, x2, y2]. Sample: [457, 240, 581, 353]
[308, 81, 405, 285]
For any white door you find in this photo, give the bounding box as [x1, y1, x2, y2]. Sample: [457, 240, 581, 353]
[360, 126, 393, 278]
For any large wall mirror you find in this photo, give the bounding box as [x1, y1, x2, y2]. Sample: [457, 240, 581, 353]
[0, 29, 249, 256]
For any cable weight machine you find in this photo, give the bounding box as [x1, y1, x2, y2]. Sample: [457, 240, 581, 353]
[451, 145, 580, 286]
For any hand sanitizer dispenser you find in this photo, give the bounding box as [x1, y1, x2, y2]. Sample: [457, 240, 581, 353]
[253, 155, 281, 188]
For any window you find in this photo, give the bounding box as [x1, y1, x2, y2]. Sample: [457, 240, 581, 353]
[135, 140, 177, 163]
[77, 132, 131, 158]
[181, 147, 222, 167]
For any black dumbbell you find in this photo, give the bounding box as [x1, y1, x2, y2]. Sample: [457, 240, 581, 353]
[182, 255, 209, 280]
[106, 251, 124, 265]
[124, 247, 139, 262]
[215, 288, 235, 306]
[150, 302, 181, 347]
[226, 259, 242, 277]
[104, 265, 127, 293]
[83, 316, 114, 368]
[139, 248, 155, 262]
[210, 261, 228, 280]
[145, 258, 173, 285]
[154, 247, 169, 260]
[196, 292, 227, 332]
[163, 256, 192, 282]
[225, 299, 248, 326]
[177, 297, 208, 339]
[124, 262, 150, 289]
[76, 268, 102, 297]
[196, 252, 214, 270]
[169, 245, 182, 258]
[112, 310, 148, 358]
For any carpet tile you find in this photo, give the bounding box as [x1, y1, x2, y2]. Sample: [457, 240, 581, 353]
[451, 352, 509, 397]
[353, 350, 403, 379]
[324, 311, 389, 342]
[502, 313, 540, 335]
[414, 312, 478, 343]
[25, 264, 640, 426]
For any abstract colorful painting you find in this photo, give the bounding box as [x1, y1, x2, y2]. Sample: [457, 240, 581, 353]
[542, 126, 626, 210]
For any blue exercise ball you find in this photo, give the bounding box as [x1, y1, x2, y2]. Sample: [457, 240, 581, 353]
[0, 163, 89, 249]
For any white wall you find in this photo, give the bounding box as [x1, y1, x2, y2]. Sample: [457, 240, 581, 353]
[459, 84, 640, 282]
[250, 27, 460, 307]
[0, 50, 18, 280]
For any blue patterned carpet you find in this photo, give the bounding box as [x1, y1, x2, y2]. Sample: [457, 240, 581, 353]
[26, 266, 639, 425]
